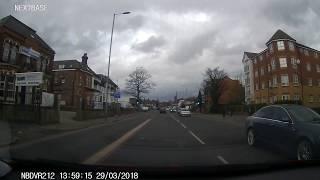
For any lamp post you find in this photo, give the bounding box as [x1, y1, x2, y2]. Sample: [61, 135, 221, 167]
[106, 11, 131, 117]
[296, 59, 303, 104]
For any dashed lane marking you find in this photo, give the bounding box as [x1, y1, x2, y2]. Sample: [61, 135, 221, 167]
[188, 130, 205, 145]
[217, 155, 229, 164]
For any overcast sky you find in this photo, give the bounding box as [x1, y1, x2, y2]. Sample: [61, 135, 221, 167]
[1, 0, 320, 101]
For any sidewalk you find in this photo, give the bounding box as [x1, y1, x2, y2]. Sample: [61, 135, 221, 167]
[6, 113, 136, 145]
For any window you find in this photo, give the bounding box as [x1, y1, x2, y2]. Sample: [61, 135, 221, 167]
[308, 78, 313, 86]
[316, 64, 320, 72]
[291, 58, 297, 69]
[273, 96, 277, 102]
[273, 75, 278, 87]
[58, 64, 65, 69]
[255, 70, 258, 77]
[279, 58, 287, 68]
[309, 95, 314, 103]
[254, 58, 257, 64]
[266, 51, 269, 57]
[255, 83, 259, 90]
[42, 59, 47, 72]
[259, 55, 263, 61]
[2, 43, 10, 62]
[273, 107, 290, 122]
[281, 74, 289, 86]
[254, 107, 273, 119]
[269, 43, 274, 53]
[299, 48, 303, 53]
[289, 42, 295, 51]
[293, 74, 299, 84]
[260, 67, 264, 75]
[304, 49, 309, 56]
[306, 63, 311, 71]
[315, 52, 318, 58]
[61, 79, 65, 84]
[277, 41, 285, 50]
[36, 60, 41, 71]
[282, 95, 290, 101]
[267, 64, 271, 72]
[271, 58, 276, 70]
[268, 80, 272, 88]
[293, 95, 300, 101]
[10, 46, 17, 64]
[261, 82, 265, 89]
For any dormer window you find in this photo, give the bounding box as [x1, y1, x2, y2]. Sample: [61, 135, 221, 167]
[58, 64, 65, 69]
[277, 41, 285, 51]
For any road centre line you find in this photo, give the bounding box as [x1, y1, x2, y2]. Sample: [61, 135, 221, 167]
[169, 114, 205, 145]
[188, 130, 205, 145]
[83, 118, 152, 165]
[217, 155, 229, 164]
[180, 123, 187, 129]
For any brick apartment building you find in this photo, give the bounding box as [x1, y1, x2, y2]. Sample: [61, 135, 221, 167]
[0, 15, 55, 105]
[242, 29, 320, 107]
[53, 54, 118, 110]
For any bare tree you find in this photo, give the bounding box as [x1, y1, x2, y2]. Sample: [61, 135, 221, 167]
[125, 67, 155, 104]
[202, 67, 227, 113]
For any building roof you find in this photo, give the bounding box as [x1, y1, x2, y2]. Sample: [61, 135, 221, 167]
[0, 15, 55, 53]
[53, 60, 96, 75]
[296, 42, 320, 53]
[266, 29, 296, 45]
[244, 52, 258, 59]
[96, 74, 118, 88]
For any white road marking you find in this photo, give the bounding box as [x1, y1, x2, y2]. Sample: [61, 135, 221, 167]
[188, 130, 205, 145]
[83, 119, 152, 165]
[217, 155, 229, 164]
[180, 123, 187, 129]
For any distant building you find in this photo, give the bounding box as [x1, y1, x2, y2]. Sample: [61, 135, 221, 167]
[0, 15, 55, 105]
[53, 54, 118, 110]
[204, 77, 243, 112]
[243, 29, 320, 107]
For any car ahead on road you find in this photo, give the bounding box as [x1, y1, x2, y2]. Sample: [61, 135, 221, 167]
[159, 107, 166, 114]
[246, 104, 320, 160]
[179, 108, 191, 117]
[141, 106, 149, 112]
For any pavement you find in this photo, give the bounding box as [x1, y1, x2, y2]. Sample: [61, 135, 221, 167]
[0, 111, 287, 167]
[2, 112, 135, 146]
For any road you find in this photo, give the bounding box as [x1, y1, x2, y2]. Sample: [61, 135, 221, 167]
[4, 111, 286, 166]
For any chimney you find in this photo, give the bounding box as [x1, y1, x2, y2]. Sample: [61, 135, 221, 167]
[81, 53, 88, 65]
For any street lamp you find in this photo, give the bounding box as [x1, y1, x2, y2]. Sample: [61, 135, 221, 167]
[106, 11, 131, 116]
[296, 59, 303, 103]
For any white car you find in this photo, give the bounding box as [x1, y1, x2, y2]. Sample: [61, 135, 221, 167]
[179, 108, 191, 117]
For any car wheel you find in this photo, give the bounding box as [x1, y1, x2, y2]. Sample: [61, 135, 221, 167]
[297, 140, 313, 160]
[247, 129, 256, 146]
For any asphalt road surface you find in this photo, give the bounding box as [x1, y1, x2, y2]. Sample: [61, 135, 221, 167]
[4, 111, 286, 166]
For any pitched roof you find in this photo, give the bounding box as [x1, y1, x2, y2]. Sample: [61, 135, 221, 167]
[266, 29, 296, 45]
[0, 15, 55, 53]
[53, 60, 95, 75]
[244, 52, 258, 59]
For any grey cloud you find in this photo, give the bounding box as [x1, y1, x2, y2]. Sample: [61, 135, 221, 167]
[168, 30, 217, 64]
[131, 35, 166, 53]
[262, 0, 313, 27]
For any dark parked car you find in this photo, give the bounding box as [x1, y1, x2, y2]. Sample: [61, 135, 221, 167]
[159, 107, 166, 113]
[246, 104, 320, 160]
